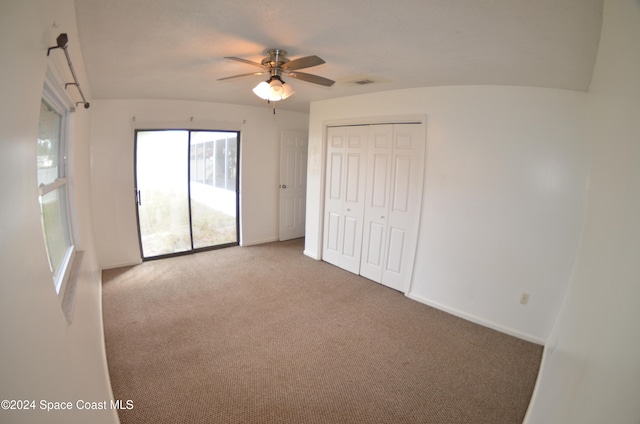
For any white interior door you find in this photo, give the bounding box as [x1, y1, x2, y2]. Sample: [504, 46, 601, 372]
[360, 125, 394, 282]
[322, 126, 369, 274]
[279, 131, 308, 241]
[322, 127, 346, 267]
[341, 126, 369, 273]
[380, 124, 425, 291]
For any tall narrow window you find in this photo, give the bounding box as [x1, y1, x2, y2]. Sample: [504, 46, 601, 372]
[37, 87, 74, 294]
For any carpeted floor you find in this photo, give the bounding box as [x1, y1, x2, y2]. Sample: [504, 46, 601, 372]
[102, 238, 542, 423]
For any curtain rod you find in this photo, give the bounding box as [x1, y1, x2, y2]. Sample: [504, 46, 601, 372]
[47, 33, 90, 109]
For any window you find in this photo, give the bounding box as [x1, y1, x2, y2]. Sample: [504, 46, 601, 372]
[37, 76, 74, 295]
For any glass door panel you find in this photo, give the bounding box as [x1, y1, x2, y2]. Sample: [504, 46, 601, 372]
[136, 130, 191, 258]
[190, 131, 238, 249]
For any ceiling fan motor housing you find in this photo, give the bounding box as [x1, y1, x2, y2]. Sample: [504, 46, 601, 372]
[262, 49, 289, 76]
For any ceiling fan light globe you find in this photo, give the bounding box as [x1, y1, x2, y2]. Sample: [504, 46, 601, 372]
[252, 81, 271, 100]
[282, 83, 295, 99]
[269, 79, 284, 95]
[252, 76, 295, 102]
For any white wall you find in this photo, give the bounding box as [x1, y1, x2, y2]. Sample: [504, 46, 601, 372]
[525, 1, 640, 422]
[306, 86, 589, 343]
[90, 99, 309, 269]
[0, 1, 117, 423]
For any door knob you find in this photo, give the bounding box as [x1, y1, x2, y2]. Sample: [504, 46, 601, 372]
[280, 184, 287, 189]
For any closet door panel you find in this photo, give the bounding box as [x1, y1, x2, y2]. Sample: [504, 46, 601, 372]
[326, 212, 341, 252]
[342, 216, 359, 255]
[386, 227, 406, 274]
[363, 221, 385, 266]
[340, 126, 369, 273]
[323, 126, 368, 274]
[322, 128, 346, 267]
[328, 153, 343, 200]
[371, 155, 390, 207]
[345, 153, 362, 203]
[391, 156, 412, 212]
[382, 124, 425, 291]
[360, 125, 393, 282]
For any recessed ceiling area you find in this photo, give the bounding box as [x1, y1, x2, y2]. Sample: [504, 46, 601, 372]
[74, 0, 603, 113]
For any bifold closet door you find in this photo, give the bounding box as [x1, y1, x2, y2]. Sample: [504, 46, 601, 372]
[323, 122, 425, 292]
[322, 125, 368, 274]
[360, 125, 393, 283]
[360, 124, 425, 291]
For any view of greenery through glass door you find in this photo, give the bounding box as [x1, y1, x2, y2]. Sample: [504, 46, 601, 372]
[136, 130, 238, 259]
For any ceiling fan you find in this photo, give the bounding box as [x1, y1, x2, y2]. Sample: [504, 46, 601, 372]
[218, 49, 334, 102]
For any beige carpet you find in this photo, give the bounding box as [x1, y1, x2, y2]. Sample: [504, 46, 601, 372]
[102, 239, 542, 423]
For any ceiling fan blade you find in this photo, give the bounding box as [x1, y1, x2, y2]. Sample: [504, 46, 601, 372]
[224, 57, 266, 68]
[286, 71, 335, 87]
[281, 55, 325, 71]
[217, 72, 265, 81]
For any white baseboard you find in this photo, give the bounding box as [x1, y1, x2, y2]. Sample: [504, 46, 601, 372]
[406, 292, 546, 346]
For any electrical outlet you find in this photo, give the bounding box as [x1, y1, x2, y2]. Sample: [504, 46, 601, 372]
[520, 293, 530, 305]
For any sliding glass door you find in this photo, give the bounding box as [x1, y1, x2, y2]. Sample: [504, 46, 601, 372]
[189, 131, 238, 249]
[135, 129, 239, 259]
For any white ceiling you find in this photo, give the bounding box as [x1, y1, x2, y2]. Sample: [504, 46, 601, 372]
[74, 0, 603, 113]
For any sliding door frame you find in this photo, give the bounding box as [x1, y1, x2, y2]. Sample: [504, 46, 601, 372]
[134, 128, 240, 261]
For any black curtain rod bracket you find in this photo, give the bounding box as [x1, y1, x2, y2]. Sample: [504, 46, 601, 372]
[47, 33, 90, 109]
